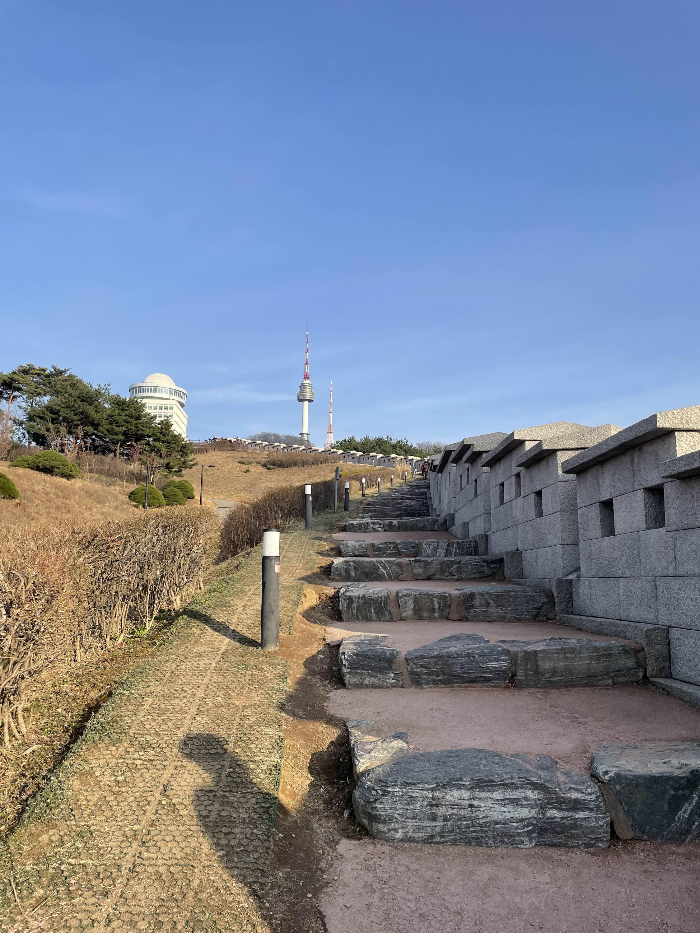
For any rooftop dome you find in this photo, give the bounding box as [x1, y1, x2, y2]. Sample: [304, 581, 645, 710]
[142, 373, 176, 386]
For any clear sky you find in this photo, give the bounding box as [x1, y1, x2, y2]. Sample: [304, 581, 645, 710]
[2, 1, 699, 445]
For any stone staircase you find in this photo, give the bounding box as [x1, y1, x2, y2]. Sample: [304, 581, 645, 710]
[328, 478, 700, 848]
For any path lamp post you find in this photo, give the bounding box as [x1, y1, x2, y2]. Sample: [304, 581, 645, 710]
[404, 471, 408, 482]
[377, 478, 381, 496]
[304, 484, 312, 529]
[143, 467, 150, 510]
[260, 529, 280, 650]
[344, 481, 350, 511]
[391, 474, 394, 487]
[334, 466, 340, 512]
[361, 477, 366, 497]
[200, 464, 215, 505]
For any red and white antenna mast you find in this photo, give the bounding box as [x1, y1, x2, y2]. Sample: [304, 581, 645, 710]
[325, 381, 334, 449]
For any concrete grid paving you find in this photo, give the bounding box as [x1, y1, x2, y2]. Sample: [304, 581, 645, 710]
[0, 525, 318, 933]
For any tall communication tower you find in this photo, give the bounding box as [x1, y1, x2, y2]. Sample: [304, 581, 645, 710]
[325, 382, 334, 449]
[296, 329, 314, 446]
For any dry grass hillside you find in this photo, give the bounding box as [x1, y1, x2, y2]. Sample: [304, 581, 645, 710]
[0, 462, 136, 530]
[182, 450, 376, 503]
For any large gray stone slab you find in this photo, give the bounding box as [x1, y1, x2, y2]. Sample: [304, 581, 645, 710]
[663, 449, 700, 480]
[339, 584, 393, 623]
[397, 588, 450, 620]
[345, 520, 387, 532]
[406, 634, 511, 686]
[397, 518, 446, 531]
[458, 585, 553, 622]
[409, 557, 503, 581]
[347, 721, 410, 779]
[560, 614, 670, 678]
[353, 748, 610, 847]
[419, 539, 478, 558]
[331, 557, 403, 582]
[657, 577, 700, 631]
[591, 742, 700, 842]
[499, 638, 644, 687]
[339, 540, 370, 557]
[373, 540, 421, 558]
[339, 636, 402, 688]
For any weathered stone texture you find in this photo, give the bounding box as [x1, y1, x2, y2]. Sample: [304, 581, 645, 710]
[405, 634, 511, 686]
[339, 540, 369, 557]
[458, 584, 552, 622]
[591, 742, 700, 842]
[339, 584, 393, 623]
[500, 638, 643, 688]
[397, 588, 450, 620]
[410, 557, 503, 581]
[331, 557, 403, 582]
[353, 748, 610, 847]
[339, 636, 401, 688]
[560, 614, 670, 678]
[347, 721, 410, 778]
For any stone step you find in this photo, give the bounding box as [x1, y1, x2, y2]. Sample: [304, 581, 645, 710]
[361, 509, 432, 519]
[339, 538, 477, 558]
[338, 631, 644, 689]
[348, 725, 610, 848]
[345, 517, 447, 532]
[331, 556, 503, 583]
[339, 581, 554, 623]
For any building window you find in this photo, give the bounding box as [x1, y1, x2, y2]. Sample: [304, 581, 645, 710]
[459, 474, 463, 491]
[600, 499, 615, 537]
[514, 473, 521, 497]
[498, 482, 505, 506]
[534, 489, 543, 518]
[644, 487, 666, 529]
[473, 479, 477, 498]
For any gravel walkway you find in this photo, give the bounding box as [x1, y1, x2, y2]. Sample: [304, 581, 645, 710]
[0, 526, 318, 933]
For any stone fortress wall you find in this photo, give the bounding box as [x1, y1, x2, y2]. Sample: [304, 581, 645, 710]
[428, 407, 700, 701]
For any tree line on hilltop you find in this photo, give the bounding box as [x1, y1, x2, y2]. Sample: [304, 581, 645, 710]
[0, 363, 196, 482]
[334, 435, 443, 458]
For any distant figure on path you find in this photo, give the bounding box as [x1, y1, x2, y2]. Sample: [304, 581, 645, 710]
[421, 461, 429, 479]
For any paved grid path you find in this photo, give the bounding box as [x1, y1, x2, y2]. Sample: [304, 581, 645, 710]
[0, 527, 316, 933]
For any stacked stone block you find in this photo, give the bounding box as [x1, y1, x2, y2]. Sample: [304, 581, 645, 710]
[562, 407, 700, 695]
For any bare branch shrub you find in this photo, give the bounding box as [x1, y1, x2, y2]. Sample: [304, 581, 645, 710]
[0, 509, 216, 747]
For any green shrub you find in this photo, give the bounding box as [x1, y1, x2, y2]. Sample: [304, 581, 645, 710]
[128, 485, 166, 508]
[0, 472, 20, 500]
[162, 485, 186, 506]
[163, 479, 195, 500]
[10, 455, 34, 469]
[14, 451, 84, 479]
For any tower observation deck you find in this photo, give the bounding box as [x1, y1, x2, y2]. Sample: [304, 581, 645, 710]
[297, 330, 314, 445]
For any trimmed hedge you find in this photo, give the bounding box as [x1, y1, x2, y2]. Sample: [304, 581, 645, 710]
[164, 479, 195, 500]
[0, 472, 20, 500]
[9, 455, 34, 469]
[128, 485, 167, 508]
[10, 451, 83, 479]
[163, 485, 187, 506]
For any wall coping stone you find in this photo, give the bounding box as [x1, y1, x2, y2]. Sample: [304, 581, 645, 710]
[561, 406, 700, 474]
[662, 450, 700, 480]
[481, 422, 592, 468]
[451, 432, 509, 465]
[515, 425, 621, 468]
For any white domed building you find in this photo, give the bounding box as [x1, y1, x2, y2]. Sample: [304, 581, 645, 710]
[129, 373, 188, 438]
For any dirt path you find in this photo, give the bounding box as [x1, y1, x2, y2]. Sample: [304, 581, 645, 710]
[0, 521, 336, 933]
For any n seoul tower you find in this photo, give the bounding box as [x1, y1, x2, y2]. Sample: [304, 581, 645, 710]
[297, 329, 314, 446]
[325, 382, 334, 449]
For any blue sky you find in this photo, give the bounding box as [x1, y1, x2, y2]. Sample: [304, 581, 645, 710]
[2, 1, 699, 445]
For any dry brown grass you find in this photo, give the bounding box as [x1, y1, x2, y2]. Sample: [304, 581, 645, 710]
[0, 461, 135, 530]
[179, 450, 351, 503]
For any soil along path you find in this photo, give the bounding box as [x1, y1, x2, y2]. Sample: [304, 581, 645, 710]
[0, 520, 330, 933]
